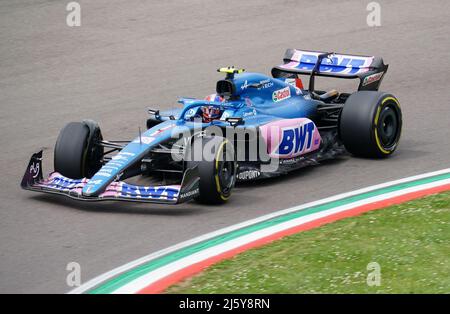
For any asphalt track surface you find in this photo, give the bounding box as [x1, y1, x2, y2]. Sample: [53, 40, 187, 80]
[0, 0, 449, 293]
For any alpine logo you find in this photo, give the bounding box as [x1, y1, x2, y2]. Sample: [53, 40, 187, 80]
[241, 80, 250, 90]
[272, 86, 291, 102]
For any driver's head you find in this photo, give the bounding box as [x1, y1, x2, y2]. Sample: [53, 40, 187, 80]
[201, 106, 222, 123]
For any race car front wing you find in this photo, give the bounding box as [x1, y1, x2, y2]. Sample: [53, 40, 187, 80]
[20, 151, 200, 205]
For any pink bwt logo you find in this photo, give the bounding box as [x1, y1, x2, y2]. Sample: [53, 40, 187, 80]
[260, 118, 321, 159]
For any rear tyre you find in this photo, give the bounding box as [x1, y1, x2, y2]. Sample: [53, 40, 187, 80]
[54, 121, 104, 179]
[339, 91, 402, 158]
[186, 136, 236, 204]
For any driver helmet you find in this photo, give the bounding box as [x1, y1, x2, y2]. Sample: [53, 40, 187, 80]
[201, 106, 222, 123]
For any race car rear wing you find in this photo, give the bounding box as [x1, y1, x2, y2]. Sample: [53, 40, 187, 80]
[21, 151, 200, 205]
[272, 49, 388, 91]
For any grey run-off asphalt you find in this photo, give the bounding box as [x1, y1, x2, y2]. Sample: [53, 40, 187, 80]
[0, 0, 449, 293]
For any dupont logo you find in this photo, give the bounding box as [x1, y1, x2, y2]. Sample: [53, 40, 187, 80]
[272, 86, 291, 102]
[237, 170, 261, 180]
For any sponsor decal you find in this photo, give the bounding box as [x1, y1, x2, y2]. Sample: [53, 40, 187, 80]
[286, 50, 373, 75]
[285, 79, 302, 95]
[242, 109, 257, 117]
[241, 79, 274, 90]
[120, 184, 179, 200]
[241, 80, 250, 90]
[272, 86, 291, 102]
[220, 110, 232, 120]
[45, 175, 84, 190]
[100, 151, 137, 173]
[260, 118, 321, 159]
[95, 172, 113, 178]
[258, 79, 273, 89]
[279, 156, 305, 165]
[133, 136, 155, 145]
[236, 170, 261, 180]
[179, 188, 200, 200]
[107, 163, 122, 168]
[285, 78, 302, 95]
[111, 151, 135, 161]
[82, 151, 137, 191]
[29, 162, 40, 178]
[98, 168, 113, 173]
[362, 71, 384, 86]
[150, 124, 175, 136]
[285, 78, 296, 87]
[39, 174, 180, 201]
[276, 122, 315, 155]
[241, 80, 249, 90]
[100, 166, 119, 171]
[111, 155, 128, 161]
[184, 108, 197, 119]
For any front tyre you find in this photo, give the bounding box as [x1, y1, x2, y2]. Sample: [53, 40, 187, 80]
[54, 121, 104, 179]
[339, 91, 402, 158]
[186, 136, 236, 204]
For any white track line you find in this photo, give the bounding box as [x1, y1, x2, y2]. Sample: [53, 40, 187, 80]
[69, 168, 450, 294]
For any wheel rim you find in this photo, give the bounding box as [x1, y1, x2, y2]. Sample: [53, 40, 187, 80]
[377, 105, 400, 148]
[218, 160, 235, 194]
[216, 141, 235, 195]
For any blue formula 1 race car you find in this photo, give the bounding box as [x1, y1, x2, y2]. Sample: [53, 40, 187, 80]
[21, 49, 402, 205]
